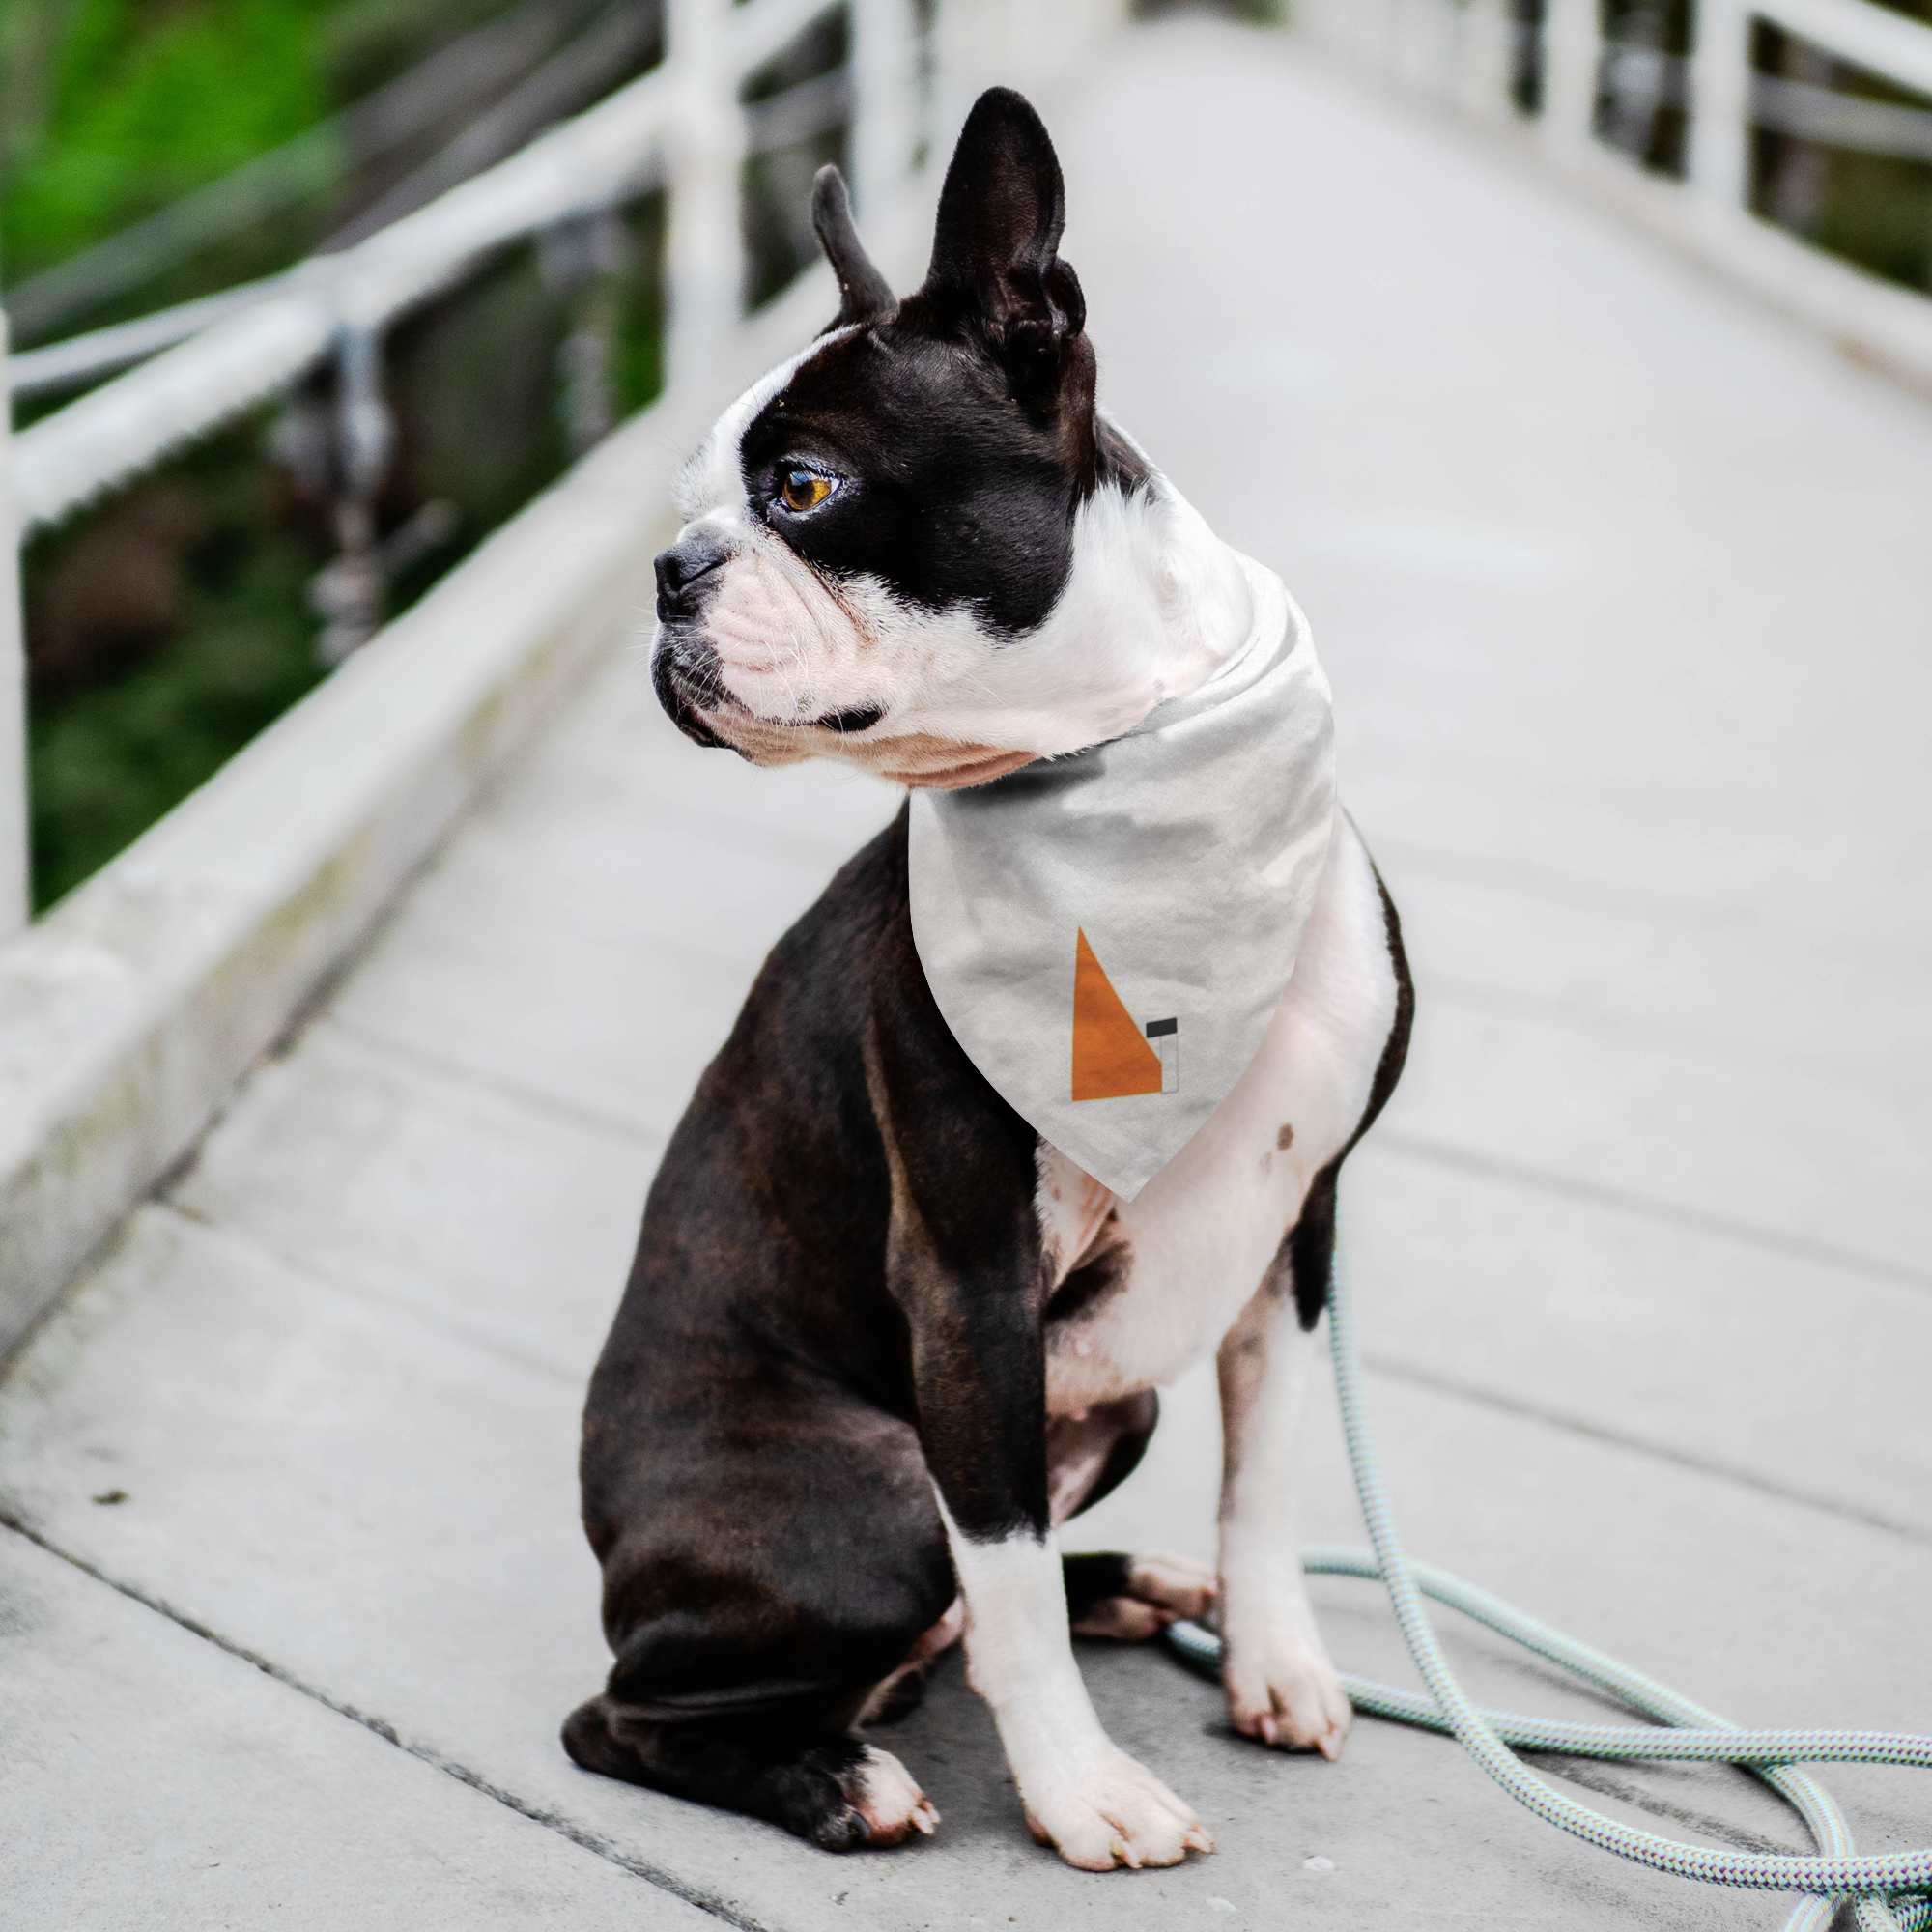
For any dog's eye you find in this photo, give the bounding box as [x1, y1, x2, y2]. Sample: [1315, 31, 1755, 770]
[778, 469, 836, 514]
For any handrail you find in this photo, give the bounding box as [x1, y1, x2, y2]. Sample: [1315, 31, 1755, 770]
[1756, 0, 1932, 97]
[5, 7, 858, 407]
[1292, 0, 1932, 392]
[8, 278, 298, 403]
[0, 0, 935, 938]
[9, 61, 675, 534]
[4, 0, 864, 536]
[0, 0, 1119, 1349]
[319, 0, 663, 251]
[0, 0, 610, 345]
[13, 294, 344, 536]
[7, 0, 1926, 945]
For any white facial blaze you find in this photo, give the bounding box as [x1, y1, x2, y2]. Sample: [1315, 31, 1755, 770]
[670, 331, 854, 522]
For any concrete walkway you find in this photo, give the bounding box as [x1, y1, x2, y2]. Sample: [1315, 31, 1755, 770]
[4, 16, 1930, 1928]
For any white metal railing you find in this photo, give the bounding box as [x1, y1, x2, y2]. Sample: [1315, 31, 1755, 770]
[0, 0, 1028, 940]
[6, 1, 836, 536]
[0, 43, 687, 935]
[0, 0, 1119, 1343]
[31, 0, 1920, 953]
[2, 0, 617, 358]
[1293, 0, 1932, 381]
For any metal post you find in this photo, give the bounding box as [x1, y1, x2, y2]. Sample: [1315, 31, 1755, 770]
[542, 206, 627, 455]
[850, 0, 918, 222]
[1456, 0, 1518, 120]
[1688, 0, 1752, 221]
[310, 324, 396, 668]
[0, 312, 30, 934]
[664, 0, 740, 392]
[1372, 0, 1405, 71]
[1541, 0, 1602, 155]
[1408, 0, 1458, 99]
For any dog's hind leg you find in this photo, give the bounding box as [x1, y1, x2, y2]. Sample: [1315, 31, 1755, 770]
[1063, 1550, 1216, 1640]
[1047, 1391, 1216, 1640]
[562, 1696, 938, 1850]
[571, 1377, 954, 1850]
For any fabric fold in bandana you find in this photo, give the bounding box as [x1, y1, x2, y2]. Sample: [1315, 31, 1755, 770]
[908, 554, 1337, 1201]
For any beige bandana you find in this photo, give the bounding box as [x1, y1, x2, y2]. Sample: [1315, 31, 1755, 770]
[907, 555, 1336, 1199]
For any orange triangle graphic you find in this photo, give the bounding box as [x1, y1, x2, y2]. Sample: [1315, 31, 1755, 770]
[1072, 929, 1163, 1102]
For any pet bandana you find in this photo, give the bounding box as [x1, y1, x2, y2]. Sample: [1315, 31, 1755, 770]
[907, 554, 1336, 1200]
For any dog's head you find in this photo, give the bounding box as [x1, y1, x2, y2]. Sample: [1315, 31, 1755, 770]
[652, 87, 1252, 788]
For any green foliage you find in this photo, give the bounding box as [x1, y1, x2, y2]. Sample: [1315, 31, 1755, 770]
[24, 414, 330, 908]
[738, 0, 847, 309]
[0, 0, 515, 287]
[1749, 14, 1932, 294]
[1807, 150, 1932, 290]
[1, 0, 331, 282]
[5, 0, 666, 911]
[19, 196, 664, 911]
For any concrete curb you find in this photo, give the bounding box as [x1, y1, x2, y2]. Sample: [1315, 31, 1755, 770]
[0, 270, 833, 1361]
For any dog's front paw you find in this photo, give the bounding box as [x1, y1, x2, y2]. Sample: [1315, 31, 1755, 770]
[809, 1745, 940, 1851]
[1021, 1747, 1213, 1870]
[1223, 1637, 1351, 1759]
[1072, 1549, 1217, 1640]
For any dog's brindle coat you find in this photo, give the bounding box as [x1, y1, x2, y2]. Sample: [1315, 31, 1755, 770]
[566, 90, 1413, 1870]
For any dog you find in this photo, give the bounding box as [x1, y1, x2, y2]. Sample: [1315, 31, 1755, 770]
[563, 86, 1412, 1872]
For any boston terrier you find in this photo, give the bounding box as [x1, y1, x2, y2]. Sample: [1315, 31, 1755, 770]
[563, 87, 1412, 1871]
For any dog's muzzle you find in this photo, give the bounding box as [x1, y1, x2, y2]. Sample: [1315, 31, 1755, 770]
[651, 532, 736, 749]
[648, 529, 885, 747]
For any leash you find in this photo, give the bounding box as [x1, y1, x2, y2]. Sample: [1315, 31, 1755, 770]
[1162, 1215, 1932, 1930]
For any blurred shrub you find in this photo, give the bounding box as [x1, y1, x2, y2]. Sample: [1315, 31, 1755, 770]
[1751, 14, 1932, 294]
[740, 3, 850, 311]
[5, 0, 669, 910]
[22, 414, 331, 904]
[1566, 0, 1932, 293]
[3, 0, 333, 285]
[19, 186, 663, 908]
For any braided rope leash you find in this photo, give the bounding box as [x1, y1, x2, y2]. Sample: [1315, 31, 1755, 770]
[1163, 1221, 1932, 1932]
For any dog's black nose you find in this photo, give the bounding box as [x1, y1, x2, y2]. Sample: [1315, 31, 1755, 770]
[655, 531, 732, 620]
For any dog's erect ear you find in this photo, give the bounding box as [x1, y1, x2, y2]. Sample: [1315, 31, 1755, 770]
[921, 88, 1087, 403]
[811, 165, 895, 327]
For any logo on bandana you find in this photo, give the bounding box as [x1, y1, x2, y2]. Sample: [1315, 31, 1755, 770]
[1072, 929, 1178, 1101]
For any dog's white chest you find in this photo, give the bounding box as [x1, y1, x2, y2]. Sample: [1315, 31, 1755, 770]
[1037, 812, 1399, 1416]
